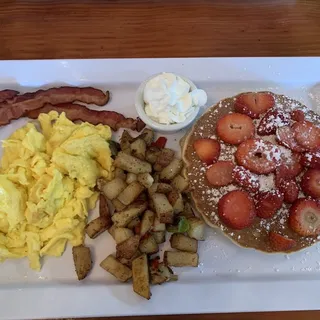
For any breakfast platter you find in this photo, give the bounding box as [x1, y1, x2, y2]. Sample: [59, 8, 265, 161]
[0, 58, 320, 319]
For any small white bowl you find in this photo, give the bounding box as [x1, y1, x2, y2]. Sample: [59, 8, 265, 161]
[135, 73, 200, 133]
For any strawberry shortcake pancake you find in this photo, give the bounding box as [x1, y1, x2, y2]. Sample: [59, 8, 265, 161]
[182, 92, 320, 253]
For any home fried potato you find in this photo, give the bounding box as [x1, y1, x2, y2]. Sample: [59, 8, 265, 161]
[167, 189, 184, 214]
[146, 146, 161, 164]
[180, 201, 195, 218]
[118, 250, 142, 268]
[114, 152, 152, 174]
[117, 181, 145, 206]
[170, 234, 198, 253]
[127, 216, 141, 230]
[114, 228, 134, 244]
[100, 255, 132, 282]
[98, 177, 127, 200]
[154, 148, 175, 171]
[108, 140, 120, 158]
[139, 128, 154, 146]
[187, 217, 206, 241]
[137, 173, 154, 188]
[160, 158, 183, 181]
[114, 168, 127, 180]
[139, 234, 159, 254]
[132, 254, 151, 300]
[72, 245, 92, 280]
[152, 231, 166, 244]
[85, 216, 111, 239]
[108, 224, 117, 240]
[131, 138, 146, 160]
[140, 210, 155, 237]
[171, 175, 189, 193]
[99, 193, 112, 223]
[150, 261, 177, 285]
[153, 216, 166, 232]
[151, 193, 174, 224]
[120, 130, 133, 154]
[164, 251, 199, 267]
[112, 198, 127, 212]
[116, 235, 140, 259]
[126, 173, 137, 184]
[148, 183, 172, 195]
[112, 201, 148, 227]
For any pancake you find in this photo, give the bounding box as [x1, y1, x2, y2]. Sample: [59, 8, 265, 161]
[181, 92, 320, 253]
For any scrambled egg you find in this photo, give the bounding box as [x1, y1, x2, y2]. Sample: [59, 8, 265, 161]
[0, 111, 113, 270]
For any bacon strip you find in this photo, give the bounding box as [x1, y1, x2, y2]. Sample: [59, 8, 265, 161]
[0, 86, 110, 126]
[0, 89, 19, 103]
[26, 103, 145, 132]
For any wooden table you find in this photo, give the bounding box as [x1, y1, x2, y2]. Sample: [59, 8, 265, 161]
[1, 1, 320, 319]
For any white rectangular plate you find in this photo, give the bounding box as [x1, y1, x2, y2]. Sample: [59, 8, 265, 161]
[1, 58, 320, 320]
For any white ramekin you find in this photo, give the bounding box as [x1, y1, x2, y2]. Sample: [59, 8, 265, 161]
[135, 73, 200, 133]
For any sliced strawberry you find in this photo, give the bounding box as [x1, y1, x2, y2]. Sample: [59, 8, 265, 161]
[218, 190, 256, 230]
[257, 109, 290, 136]
[290, 110, 305, 122]
[278, 180, 299, 204]
[293, 121, 320, 151]
[206, 161, 235, 187]
[276, 126, 306, 153]
[234, 92, 275, 119]
[216, 113, 255, 145]
[193, 138, 221, 165]
[235, 139, 280, 174]
[269, 231, 296, 252]
[289, 198, 320, 236]
[232, 166, 260, 193]
[255, 190, 284, 219]
[275, 152, 302, 184]
[301, 169, 320, 199]
[300, 149, 320, 169]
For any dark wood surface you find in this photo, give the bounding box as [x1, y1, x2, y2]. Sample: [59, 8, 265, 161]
[1, 1, 320, 319]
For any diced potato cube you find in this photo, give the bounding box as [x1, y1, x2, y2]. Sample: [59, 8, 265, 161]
[180, 202, 195, 218]
[137, 173, 154, 188]
[127, 217, 141, 230]
[164, 251, 199, 267]
[112, 198, 127, 212]
[100, 255, 132, 282]
[187, 217, 206, 241]
[167, 189, 184, 214]
[116, 235, 140, 259]
[114, 228, 134, 244]
[170, 234, 198, 253]
[132, 254, 151, 300]
[85, 216, 111, 239]
[160, 158, 183, 181]
[139, 128, 154, 146]
[117, 181, 144, 206]
[148, 183, 172, 195]
[153, 216, 166, 232]
[146, 146, 161, 164]
[152, 231, 166, 244]
[154, 148, 175, 171]
[131, 138, 146, 160]
[114, 168, 127, 181]
[126, 173, 137, 184]
[171, 175, 189, 192]
[99, 178, 127, 200]
[112, 201, 148, 227]
[140, 210, 155, 237]
[114, 152, 152, 174]
[72, 245, 92, 280]
[151, 193, 174, 224]
[139, 234, 159, 254]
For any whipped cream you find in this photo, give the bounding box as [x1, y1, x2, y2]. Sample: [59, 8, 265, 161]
[143, 73, 207, 124]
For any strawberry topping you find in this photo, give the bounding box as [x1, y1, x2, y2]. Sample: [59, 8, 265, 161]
[218, 190, 256, 230]
[257, 109, 290, 136]
[232, 166, 260, 193]
[255, 190, 284, 219]
[278, 180, 299, 204]
[300, 169, 320, 199]
[193, 138, 221, 165]
[276, 126, 306, 153]
[289, 198, 320, 236]
[290, 110, 305, 122]
[234, 92, 275, 119]
[300, 149, 320, 169]
[269, 232, 296, 252]
[205, 161, 235, 187]
[235, 139, 281, 174]
[292, 121, 320, 151]
[216, 113, 255, 145]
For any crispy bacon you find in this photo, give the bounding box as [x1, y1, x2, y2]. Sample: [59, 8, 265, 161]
[0, 89, 19, 103]
[0, 86, 110, 126]
[26, 103, 145, 132]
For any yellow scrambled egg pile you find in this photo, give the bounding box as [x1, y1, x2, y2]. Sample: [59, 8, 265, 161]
[0, 111, 113, 270]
